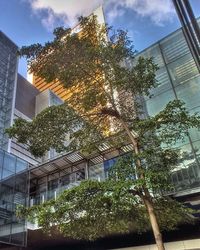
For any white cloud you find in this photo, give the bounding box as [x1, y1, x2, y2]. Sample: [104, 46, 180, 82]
[105, 0, 176, 26]
[28, 0, 103, 29]
[27, 0, 176, 30]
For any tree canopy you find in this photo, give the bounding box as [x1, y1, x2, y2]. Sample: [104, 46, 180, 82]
[8, 14, 200, 250]
[18, 175, 192, 240]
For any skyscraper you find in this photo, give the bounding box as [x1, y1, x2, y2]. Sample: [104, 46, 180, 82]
[0, 31, 18, 151]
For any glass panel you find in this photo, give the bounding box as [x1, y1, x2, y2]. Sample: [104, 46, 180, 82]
[189, 128, 200, 143]
[160, 29, 189, 63]
[3, 153, 16, 173]
[16, 158, 27, 173]
[0, 32, 17, 151]
[192, 141, 200, 163]
[2, 169, 14, 179]
[89, 163, 105, 181]
[15, 173, 28, 193]
[61, 174, 70, 186]
[139, 44, 164, 67]
[148, 66, 172, 97]
[75, 169, 85, 181]
[48, 179, 58, 191]
[171, 143, 200, 191]
[168, 53, 199, 86]
[175, 76, 200, 110]
[11, 230, 25, 245]
[188, 107, 200, 143]
[0, 150, 4, 169]
[0, 149, 28, 247]
[104, 157, 118, 172]
[145, 89, 176, 116]
[49, 91, 63, 106]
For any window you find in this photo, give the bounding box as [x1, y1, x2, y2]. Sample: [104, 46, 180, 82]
[168, 53, 199, 86]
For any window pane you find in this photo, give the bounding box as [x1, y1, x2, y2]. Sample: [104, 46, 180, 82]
[168, 53, 199, 86]
[160, 30, 189, 63]
[172, 143, 200, 191]
[89, 163, 105, 181]
[2, 169, 14, 179]
[175, 76, 200, 110]
[3, 153, 16, 173]
[0, 150, 4, 168]
[16, 158, 27, 173]
[139, 44, 164, 67]
[145, 89, 176, 116]
[189, 128, 200, 143]
[148, 66, 172, 97]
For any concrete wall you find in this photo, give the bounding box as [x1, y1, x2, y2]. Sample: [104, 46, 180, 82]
[15, 74, 39, 119]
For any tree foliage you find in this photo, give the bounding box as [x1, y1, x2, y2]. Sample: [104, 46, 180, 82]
[17, 177, 192, 240]
[7, 14, 200, 249]
[7, 15, 160, 156]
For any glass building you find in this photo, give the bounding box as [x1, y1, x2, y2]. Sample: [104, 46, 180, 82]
[0, 32, 29, 248]
[0, 31, 18, 151]
[0, 149, 29, 246]
[134, 20, 200, 193]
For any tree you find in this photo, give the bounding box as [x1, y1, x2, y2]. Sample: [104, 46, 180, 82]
[7, 15, 200, 250]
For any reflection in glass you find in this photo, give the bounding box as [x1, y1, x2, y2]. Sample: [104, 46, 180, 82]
[168, 53, 199, 86]
[145, 89, 176, 116]
[171, 143, 200, 191]
[160, 30, 189, 63]
[89, 163, 105, 181]
[146, 66, 172, 98]
[16, 158, 27, 173]
[3, 153, 16, 173]
[139, 44, 164, 67]
[0, 150, 28, 246]
[176, 76, 200, 110]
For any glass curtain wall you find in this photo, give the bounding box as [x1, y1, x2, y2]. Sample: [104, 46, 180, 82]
[0, 32, 18, 151]
[0, 149, 29, 246]
[135, 23, 200, 192]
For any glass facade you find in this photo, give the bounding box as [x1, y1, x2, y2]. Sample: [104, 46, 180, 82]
[30, 163, 86, 205]
[135, 23, 200, 193]
[30, 153, 134, 206]
[0, 149, 29, 246]
[0, 31, 18, 151]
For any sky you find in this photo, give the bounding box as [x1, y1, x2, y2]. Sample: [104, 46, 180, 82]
[0, 0, 200, 78]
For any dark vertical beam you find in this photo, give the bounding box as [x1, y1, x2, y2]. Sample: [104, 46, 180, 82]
[172, 0, 200, 72]
[183, 0, 200, 45]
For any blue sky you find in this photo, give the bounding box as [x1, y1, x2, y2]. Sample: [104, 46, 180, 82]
[0, 0, 200, 78]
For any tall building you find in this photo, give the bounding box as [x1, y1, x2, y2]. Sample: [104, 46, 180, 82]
[0, 31, 29, 248]
[0, 31, 18, 151]
[135, 19, 200, 195]
[0, 31, 64, 248]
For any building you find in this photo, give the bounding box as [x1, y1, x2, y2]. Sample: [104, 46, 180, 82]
[0, 31, 29, 248]
[28, 6, 106, 102]
[0, 31, 18, 152]
[135, 19, 200, 196]
[1, 15, 200, 250]
[0, 31, 64, 248]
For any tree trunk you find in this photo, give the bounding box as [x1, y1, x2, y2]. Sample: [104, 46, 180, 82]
[142, 195, 165, 250]
[120, 119, 165, 250]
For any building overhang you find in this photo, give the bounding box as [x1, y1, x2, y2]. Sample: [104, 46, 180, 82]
[29, 140, 133, 179]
